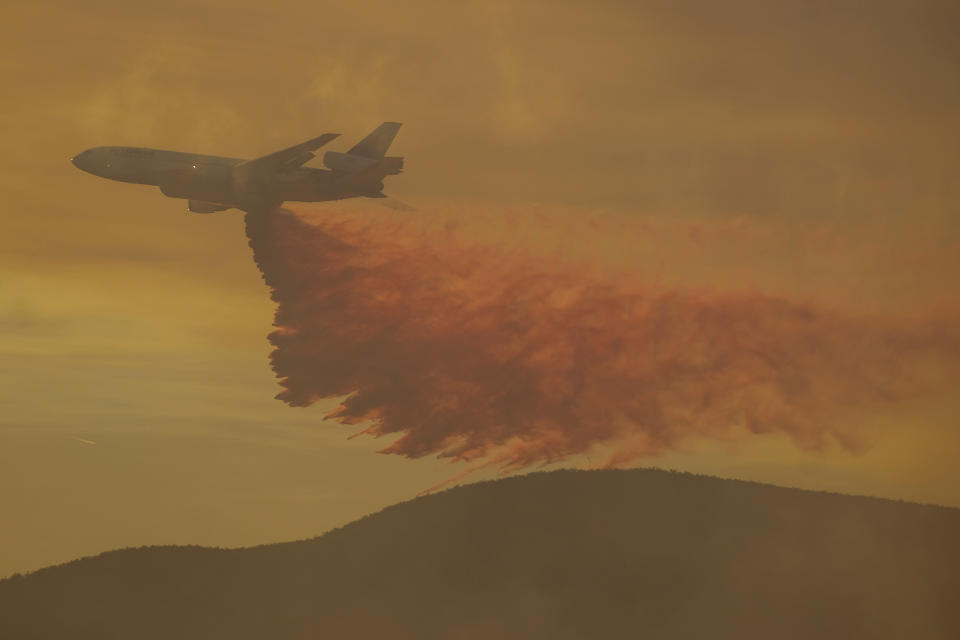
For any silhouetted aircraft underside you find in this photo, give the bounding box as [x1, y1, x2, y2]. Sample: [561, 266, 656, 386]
[72, 122, 404, 213]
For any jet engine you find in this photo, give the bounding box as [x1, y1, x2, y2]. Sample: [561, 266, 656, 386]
[188, 200, 231, 213]
[323, 151, 403, 176]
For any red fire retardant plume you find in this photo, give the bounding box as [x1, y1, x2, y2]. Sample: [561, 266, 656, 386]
[245, 207, 956, 475]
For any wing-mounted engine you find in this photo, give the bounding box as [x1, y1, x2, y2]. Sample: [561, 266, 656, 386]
[188, 200, 231, 213]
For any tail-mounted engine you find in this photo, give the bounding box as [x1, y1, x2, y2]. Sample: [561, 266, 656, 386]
[322, 151, 403, 176]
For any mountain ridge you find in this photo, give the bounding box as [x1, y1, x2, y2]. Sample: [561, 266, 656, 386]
[2, 468, 958, 639]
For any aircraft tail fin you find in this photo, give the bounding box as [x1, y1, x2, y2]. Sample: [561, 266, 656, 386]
[348, 122, 402, 158]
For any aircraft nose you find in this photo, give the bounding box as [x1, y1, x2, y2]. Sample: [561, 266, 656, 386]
[71, 150, 95, 173]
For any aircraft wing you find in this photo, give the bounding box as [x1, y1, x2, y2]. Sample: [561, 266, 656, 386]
[234, 133, 340, 178]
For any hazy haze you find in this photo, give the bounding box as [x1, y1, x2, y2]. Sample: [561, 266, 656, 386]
[1, 0, 958, 576]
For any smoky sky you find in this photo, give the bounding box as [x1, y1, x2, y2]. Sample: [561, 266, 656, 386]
[4, 0, 960, 578]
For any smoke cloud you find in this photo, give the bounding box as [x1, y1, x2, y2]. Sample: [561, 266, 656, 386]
[245, 206, 957, 478]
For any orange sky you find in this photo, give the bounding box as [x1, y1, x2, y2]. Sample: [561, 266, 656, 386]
[1, 0, 958, 577]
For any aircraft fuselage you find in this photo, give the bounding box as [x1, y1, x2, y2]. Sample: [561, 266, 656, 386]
[71, 146, 377, 211]
[71, 123, 403, 212]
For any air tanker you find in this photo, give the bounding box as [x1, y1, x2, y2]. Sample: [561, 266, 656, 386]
[72, 122, 404, 213]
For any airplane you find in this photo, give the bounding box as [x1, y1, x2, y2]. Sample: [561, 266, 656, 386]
[71, 122, 404, 213]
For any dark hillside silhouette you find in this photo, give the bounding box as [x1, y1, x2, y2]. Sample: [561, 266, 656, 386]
[2, 469, 958, 639]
